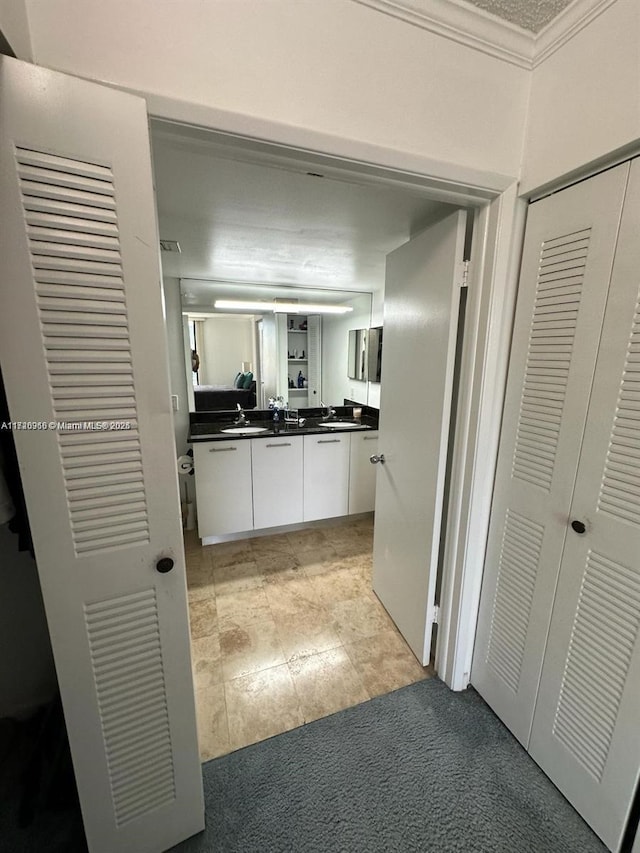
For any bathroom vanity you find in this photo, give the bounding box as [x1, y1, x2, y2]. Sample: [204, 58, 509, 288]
[189, 407, 379, 542]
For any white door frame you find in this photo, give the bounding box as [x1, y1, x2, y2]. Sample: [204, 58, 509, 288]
[146, 95, 524, 690]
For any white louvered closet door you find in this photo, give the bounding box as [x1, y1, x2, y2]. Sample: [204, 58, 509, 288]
[471, 164, 630, 746]
[528, 159, 640, 852]
[0, 58, 203, 853]
[306, 315, 322, 405]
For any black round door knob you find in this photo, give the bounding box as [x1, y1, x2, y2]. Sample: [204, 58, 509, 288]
[570, 520, 586, 535]
[156, 557, 174, 573]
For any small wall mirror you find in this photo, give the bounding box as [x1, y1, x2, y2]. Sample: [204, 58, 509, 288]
[347, 328, 369, 381]
[368, 326, 383, 383]
[347, 326, 382, 383]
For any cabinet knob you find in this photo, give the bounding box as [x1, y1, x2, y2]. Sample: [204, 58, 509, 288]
[156, 557, 174, 573]
[570, 520, 586, 535]
[369, 454, 385, 465]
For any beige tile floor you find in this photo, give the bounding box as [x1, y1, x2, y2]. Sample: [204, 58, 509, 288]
[184, 516, 434, 761]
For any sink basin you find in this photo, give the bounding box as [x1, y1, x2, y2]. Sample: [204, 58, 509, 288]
[319, 421, 368, 430]
[220, 426, 270, 435]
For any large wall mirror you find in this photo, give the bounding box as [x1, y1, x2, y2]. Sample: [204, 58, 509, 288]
[181, 279, 374, 411]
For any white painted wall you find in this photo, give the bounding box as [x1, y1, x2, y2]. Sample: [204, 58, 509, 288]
[0, 0, 32, 59]
[24, 0, 528, 181]
[522, 0, 640, 194]
[162, 277, 190, 454]
[0, 523, 57, 717]
[199, 316, 254, 386]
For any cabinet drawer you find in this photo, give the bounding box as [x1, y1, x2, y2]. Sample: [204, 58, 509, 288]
[303, 434, 350, 522]
[193, 440, 253, 538]
[252, 437, 303, 529]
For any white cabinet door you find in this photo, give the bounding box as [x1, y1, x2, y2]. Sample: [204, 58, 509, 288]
[528, 160, 640, 853]
[194, 441, 253, 537]
[303, 434, 350, 521]
[471, 164, 630, 746]
[349, 431, 378, 514]
[373, 210, 466, 665]
[0, 56, 203, 853]
[252, 436, 303, 529]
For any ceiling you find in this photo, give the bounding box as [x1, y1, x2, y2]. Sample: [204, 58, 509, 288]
[151, 125, 452, 296]
[464, 0, 574, 33]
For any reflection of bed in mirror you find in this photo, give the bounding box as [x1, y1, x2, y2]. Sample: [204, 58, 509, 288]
[194, 382, 257, 411]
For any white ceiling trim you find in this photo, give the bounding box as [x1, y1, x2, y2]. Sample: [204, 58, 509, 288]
[352, 0, 621, 70]
[352, 0, 534, 68]
[533, 0, 619, 66]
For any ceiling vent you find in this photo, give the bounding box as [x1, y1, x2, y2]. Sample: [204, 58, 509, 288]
[159, 239, 181, 253]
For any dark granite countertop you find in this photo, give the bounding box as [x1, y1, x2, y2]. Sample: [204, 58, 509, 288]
[188, 405, 379, 443]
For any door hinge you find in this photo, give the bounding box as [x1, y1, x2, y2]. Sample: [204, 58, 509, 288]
[460, 260, 470, 289]
[432, 604, 440, 625]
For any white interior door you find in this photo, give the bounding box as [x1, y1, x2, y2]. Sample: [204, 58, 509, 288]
[528, 159, 640, 852]
[372, 210, 466, 664]
[0, 56, 203, 853]
[471, 164, 630, 746]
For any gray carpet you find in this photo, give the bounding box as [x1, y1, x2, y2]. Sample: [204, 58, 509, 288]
[171, 678, 606, 853]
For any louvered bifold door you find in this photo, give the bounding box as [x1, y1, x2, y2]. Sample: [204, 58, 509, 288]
[306, 315, 322, 405]
[528, 159, 640, 852]
[471, 164, 630, 746]
[0, 57, 203, 853]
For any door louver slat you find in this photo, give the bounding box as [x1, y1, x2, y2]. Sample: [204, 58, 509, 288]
[512, 230, 591, 491]
[25, 210, 119, 234]
[18, 162, 115, 195]
[15, 146, 149, 557]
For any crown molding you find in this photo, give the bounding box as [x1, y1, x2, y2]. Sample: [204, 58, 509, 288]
[533, 0, 619, 66]
[352, 0, 622, 71]
[351, 0, 534, 69]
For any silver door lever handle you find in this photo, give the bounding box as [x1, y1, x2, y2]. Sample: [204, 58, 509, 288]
[369, 454, 385, 465]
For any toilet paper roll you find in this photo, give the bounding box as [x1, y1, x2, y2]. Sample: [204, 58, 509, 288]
[177, 455, 193, 475]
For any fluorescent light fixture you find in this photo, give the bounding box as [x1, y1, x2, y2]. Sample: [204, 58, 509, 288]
[214, 299, 353, 315]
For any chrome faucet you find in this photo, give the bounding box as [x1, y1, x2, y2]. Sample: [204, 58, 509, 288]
[320, 401, 336, 421]
[234, 403, 249, 425]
